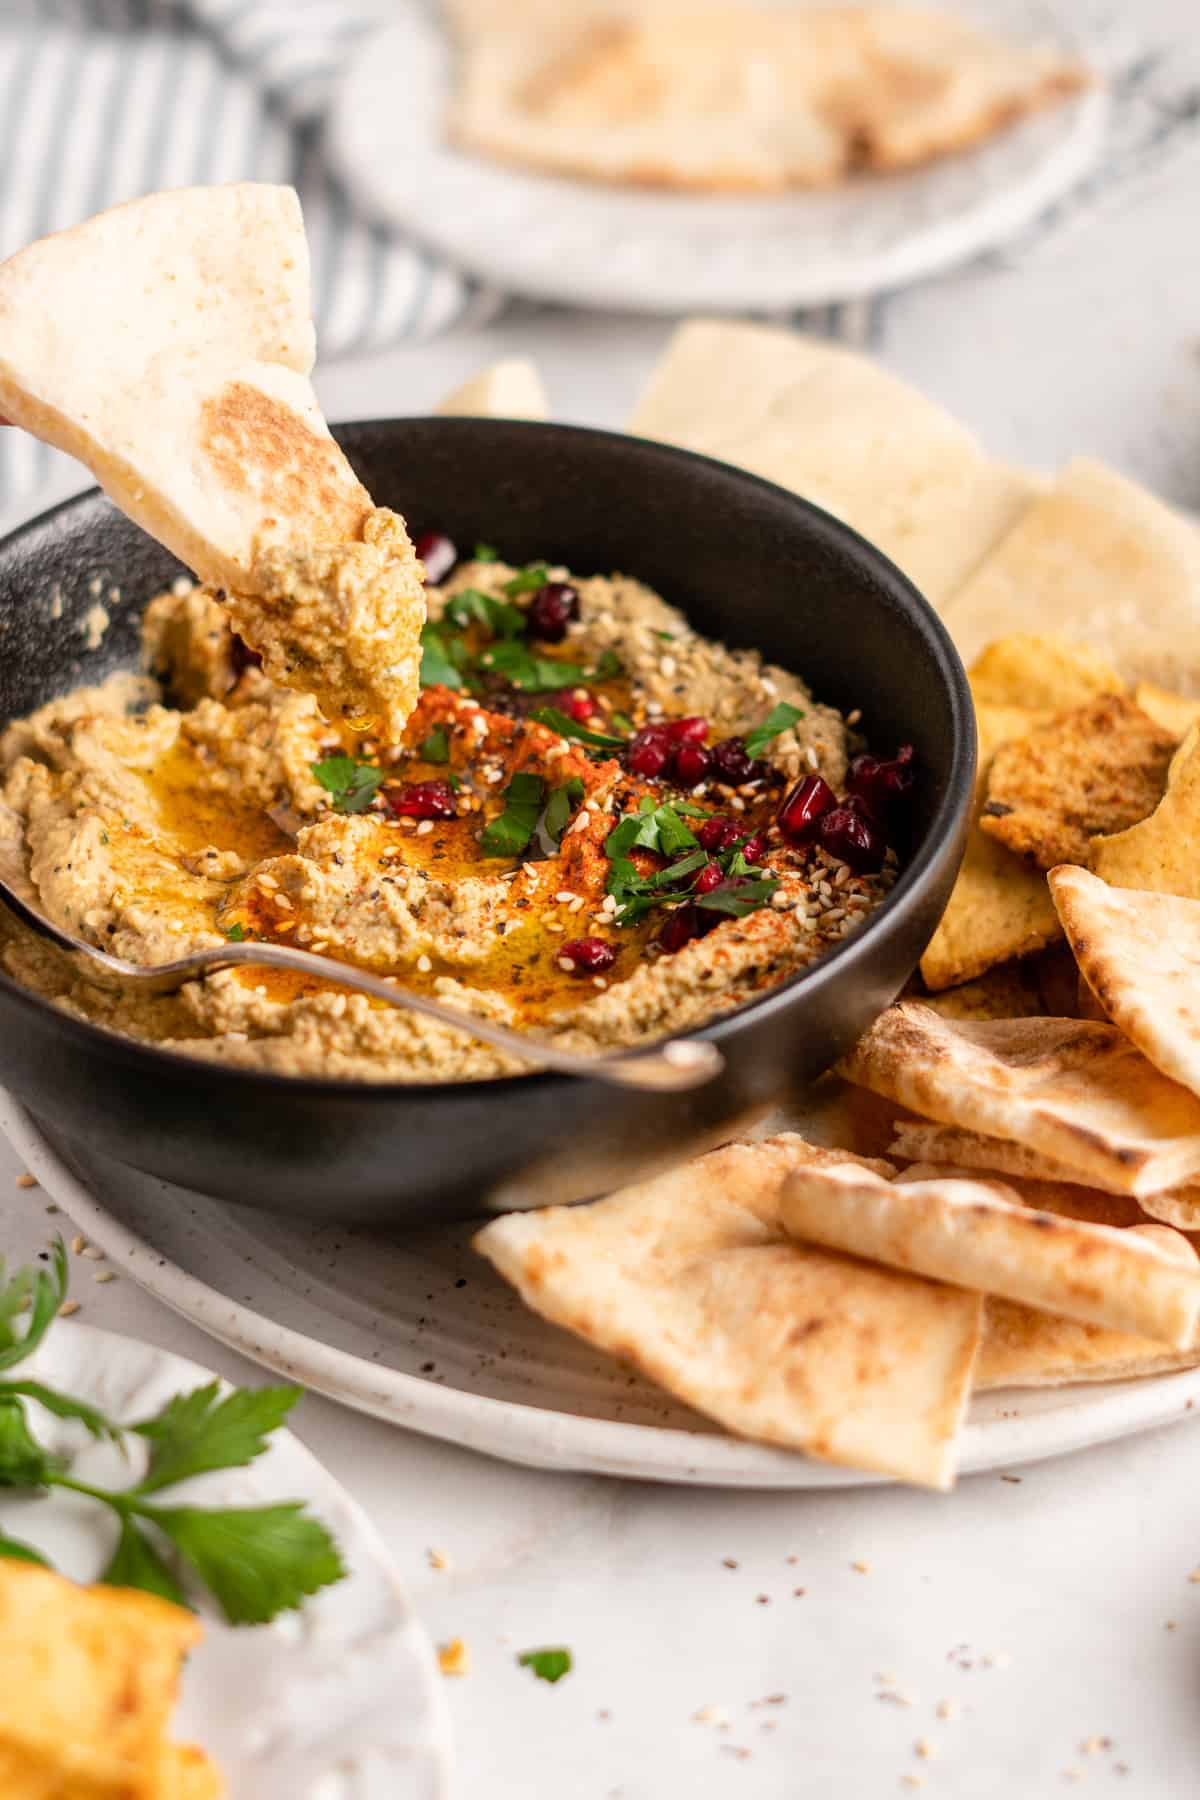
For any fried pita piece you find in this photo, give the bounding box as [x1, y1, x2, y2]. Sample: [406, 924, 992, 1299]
[968, 634, 1125, 710]
[941, 457, 1200, 684]
[0, 1559, 220, 1797]
[841, 1001, 1200, 1198]
[978, 693, 1174, 869]
[434, 355, 548, 420]
[1134, 680, 1200, 741]
[627, 319, 1036, 607]
[919, 959, 1048, 1023]
[474, 1135, 982, 1489]
[1092, 727, 1200, 897]
[920, 703, 1061, 989]
[781, 1158, 1200, 1345]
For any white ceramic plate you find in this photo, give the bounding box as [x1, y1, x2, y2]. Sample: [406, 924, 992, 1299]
[6, 1092, 1200, 1490]
[328, 1, 1108, 315]
[0, 1312, 452, 1798]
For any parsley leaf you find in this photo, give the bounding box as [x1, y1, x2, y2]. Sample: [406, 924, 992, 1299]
[695, 877, 780, 918]
[224, 922, 246, 943]
[518, 1646, 573, 1684]
[131, 1381, 300, 1495]
[503, 561, 551, 597]
[478, 640, 590, 693]
[419, 726, 450, 764]
[605, 802, 698, 862]
[0, 1530, 48, 1566]
[445, 588, 526, 640]
[590, 648, 623, 681]
[743, 701, 804, 759]
[0, 1240, 67, 1372]
[0, 1398, 58, 1488]
[474, 542, 500, 562]
[530, 708, 626, 751]
[543, 778, 585, 844]
[480, 772, 545, 857]
[419, 622, 469, 691]
[0, 1379, 118, 1444]
[102, 1517, 187, 1608]
[144, 1502, 346, 1627]
[311, 755, 385, 815]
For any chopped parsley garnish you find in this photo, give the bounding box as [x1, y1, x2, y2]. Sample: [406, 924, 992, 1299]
[224, 923, 246, 943]
[518, 1646, 573, 1684]
[480, 771, 545, 857]
[696, 877, 780, 917]
[605, 800, 699, 861]
[610, 711, 635, 736]
[503, 561, 551, 598]
[543, 777, 585, 844]
[603, 803, 778, 925]
[419, 622, 473, 691]
[473, 542, 500, 562]
[0, 1241, 345, 1625]
[445, 587, 525, 640]
[478, 640, 591, 693]
[310, 755, 385, 814]
[530, 707, 627, 751]
[744, 701, 805, 759]
[590, 648, 623, 682]
[419, 726, 450, 764]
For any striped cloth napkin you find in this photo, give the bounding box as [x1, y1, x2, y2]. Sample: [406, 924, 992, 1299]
[0, 0, 501, 508]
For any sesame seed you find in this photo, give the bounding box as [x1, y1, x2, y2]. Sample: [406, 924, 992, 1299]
[659, 655, 677, 678]
[70, 1235, 85, 1255]
[94, 1270, 116, 1284]
[416, 820, 434, 836]
[845, 707, 862, 726]
[417, 954, 433, 973]
[760, 677, 778, 696]
[80, 1245, 105, 1261]
[274, 894, 294, 911]
[805, 746, 819, 769]
[14, 1172, 36, 1189]
[593, 977, 608, 990]
[58, 1300, 80, 1317]
[557, 956, 575, 973]
[730, 797, 746, 813]
[522, 862, 539, 879]
[554, 890, 578, 904]
[427, 1547, 454, 1571]
[546, 922, 564, 933]
[569, 896, 585, 913]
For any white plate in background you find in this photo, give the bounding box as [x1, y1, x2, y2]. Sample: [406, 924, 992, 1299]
[6, 1092, 1200, 1492]
[328, 1, 1108, 315]
[0, 1313, 452, 1799]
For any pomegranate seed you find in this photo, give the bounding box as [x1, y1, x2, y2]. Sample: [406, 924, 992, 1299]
[624, 725, 672, 778]
[777, 774, 836, 845]
[666, 715, 709, 744]
[815, 803, 886, 873]
[696, 815, 742, 854]
[739, 833, 769, 865]
[710, 737, 756, 785]
[414, 532, 457, 585]
[671, 742, 712, 787]
[567, 691, 596, 722]
[658, 905, 706, 953]
[230, 633, 262, 677]
[560, 936, 616, 974]
[847, 744, 915, 824]
[694, 860, 724, 895]
[527, 582, 580, 643]
[385, 780, 457, 821]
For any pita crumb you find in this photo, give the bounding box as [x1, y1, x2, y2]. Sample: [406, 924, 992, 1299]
[979, 693, 1175, 870]
[438, 1638, 470, 1676]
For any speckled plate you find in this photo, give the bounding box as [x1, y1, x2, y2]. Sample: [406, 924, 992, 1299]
[328, 0, 1108, 315]
[0, 1315, 452, 1799]
[7, 1091, 1200, 1490]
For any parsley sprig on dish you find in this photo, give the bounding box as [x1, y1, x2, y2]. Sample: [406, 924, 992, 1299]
[0, 1242, 345, 1625]
[604, 799, 779, 925]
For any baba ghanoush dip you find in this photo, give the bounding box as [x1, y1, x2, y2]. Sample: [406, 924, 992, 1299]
[0, 532, 912, 1081]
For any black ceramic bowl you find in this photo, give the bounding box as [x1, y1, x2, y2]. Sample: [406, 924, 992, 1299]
[0, 419, 974, 1225]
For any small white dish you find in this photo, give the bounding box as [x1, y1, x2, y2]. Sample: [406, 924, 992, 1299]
[0, 1311, 453, 1799]
[6, 1092, 1200, 1492]
[327, 1, 1108, 315]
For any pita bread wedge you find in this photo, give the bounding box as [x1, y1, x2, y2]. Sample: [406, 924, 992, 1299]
[979, 693, 1174, 869]
[0, 186, 426, 739]
[1133, 680, 1200, 741]
[781, 1158, 1200, 1345]
[447, 6, 1086, 195]
[628, 320, 1036, 606]
[887, 1119, 1200, 1230]
[841, 1001, 1200, 1198]
[1092, 727, 1200, 897]
[474, 1135, 982, 1489]
[978, 1300, 1200, 1389]
[942, 458, 1200, 684]
[435, 356, 549, 420]
[920, 703, 1060, 989]
[968, 634, 1125, 710]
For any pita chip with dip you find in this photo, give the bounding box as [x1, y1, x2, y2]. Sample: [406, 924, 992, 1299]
[0, 184, 425, 740]
[434, 356, 549, 420]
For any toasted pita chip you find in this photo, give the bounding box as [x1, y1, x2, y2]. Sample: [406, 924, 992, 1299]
[628, 320, 1036, 607]
[968, 634, 1125, 710]
[942, 458, 1200, 685]
[887, 1119, 1200, 1229]
[448, 6, 1086, 196]
[781, 1158, 1200, 1345]
[842, 1001, 1200, 1197]
[474, 1135, 982, 1489]
[0, 187, 426, 739]
[919, 960, 1047, 1022]
[1134, 680, 1200, 740]
[979, 693, 1174, 869]
[920, 703, 1060, 989]
[435, 356, 548, 420]
[1092, 727, 1200, 897]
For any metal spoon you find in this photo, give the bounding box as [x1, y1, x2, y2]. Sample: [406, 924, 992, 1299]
[0, 877, 723, 1093]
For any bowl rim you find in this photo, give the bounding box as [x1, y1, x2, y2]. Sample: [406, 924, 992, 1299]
[0, 416, 977, 1102]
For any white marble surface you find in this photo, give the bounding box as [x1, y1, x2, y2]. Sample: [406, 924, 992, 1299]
[5, 7, 1200, 1790]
